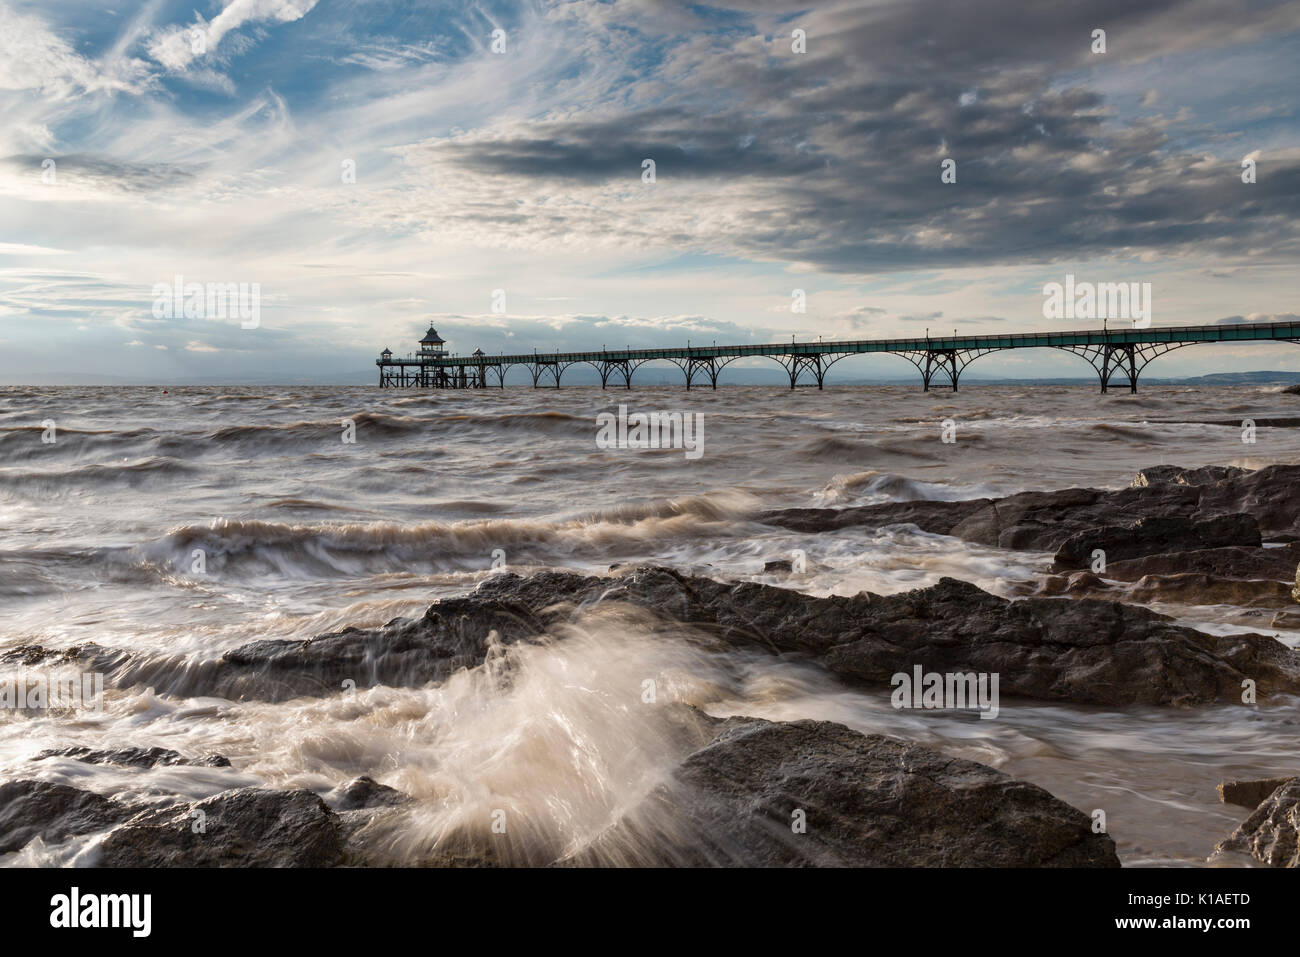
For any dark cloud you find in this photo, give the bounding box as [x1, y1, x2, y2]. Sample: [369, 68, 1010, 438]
[415, 0, 1300, 274]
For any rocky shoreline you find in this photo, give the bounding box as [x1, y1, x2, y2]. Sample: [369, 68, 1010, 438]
[3, 463, 1298, 867]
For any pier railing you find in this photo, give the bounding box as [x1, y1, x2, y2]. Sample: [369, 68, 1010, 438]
[375, 320, 1300, 393]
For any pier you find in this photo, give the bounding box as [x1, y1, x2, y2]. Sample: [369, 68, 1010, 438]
[376, 320, 1300, 393]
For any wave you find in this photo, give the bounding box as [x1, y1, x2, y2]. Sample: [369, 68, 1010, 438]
[0, 456, 197, 488]
[132, 491, 762, 579]
[814, 470, 998, 506]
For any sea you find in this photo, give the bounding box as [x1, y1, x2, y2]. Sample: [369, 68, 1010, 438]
[2, 383, 1298, 866]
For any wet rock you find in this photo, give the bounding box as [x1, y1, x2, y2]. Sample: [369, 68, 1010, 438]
[462, 568, 1300, 707]
[97, 787, 344, 867]
[1283, 384, 1300, 396]
[1131, 465, 1249, 487]
[759, 464, 1300, 550]
[1218, 777, 1296, 809]
[47, 595, 555, 703]
[580, 717, 1119, 867]
[1272, 608, 1300, 630]
[34, 746, 230, 769]
[1053, 514, 1261, 570]
[763, 559, 793, 573]
[328, 776, 410, 811]
[1030, 572, 1293, 608]
[0, 780, 132, 854]
[1213, 779, 1300, 867]
[29, 567, 1300, 708]
[1103, 544, 1300, 583]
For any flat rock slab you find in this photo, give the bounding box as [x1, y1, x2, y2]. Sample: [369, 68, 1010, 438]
[1052, 514, 1261, 570]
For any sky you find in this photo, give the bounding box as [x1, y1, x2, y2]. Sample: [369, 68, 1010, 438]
[0, 0, 1298, 384]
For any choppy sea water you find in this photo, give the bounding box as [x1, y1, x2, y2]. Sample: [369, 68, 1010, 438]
[2, 383, 1298, 866]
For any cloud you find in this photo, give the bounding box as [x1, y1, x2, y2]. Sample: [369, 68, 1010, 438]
[147, 0, 320, 74]
[0, 4, 152, 98]
[377, 0, 1300, 275]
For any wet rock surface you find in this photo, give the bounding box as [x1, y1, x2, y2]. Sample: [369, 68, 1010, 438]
[1218, 777, 1296, 809]
[328, 775, 411, 811]
[1, 714, 1117, 868]
[580, 716, 1119, 867]
[34, 746, 231, 769]
[468, 568, 1300, 707]
[0, 780, 132, 854]
[1213, 779, 1300, 867]
[1102, 543, 1300, 583]
[95, 787, 345, 867]
[758, 464, 1300, 551]
[1052, 514, 1261, 570]
[17, 566, 1300, 708]
[1027, 571, 1295, 609]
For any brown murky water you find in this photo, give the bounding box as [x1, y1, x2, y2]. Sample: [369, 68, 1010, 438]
[2, 384, 1297, 865]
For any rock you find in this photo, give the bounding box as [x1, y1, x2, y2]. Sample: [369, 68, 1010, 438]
[1103, 544, 1300, 583]
[762, 559, 793, 573]
[1272, 608, 1300, 630]
[451, 568, 1300, 707]
[579, 717, 1119, 867]
[1213, 779, 1300, 867]
[1030, 572, 1293, 608]
[45, 566, 1300, 708]
[26, 595, 556, 702]
[328, 776, 410, 811]
[1131, 465, 1249, 487]
[1281, 384, 1300, 395]
[1053, 514, 1261, 570]
[34, 746, 231, 769]
[1294, 561, 1300, 604]
[96, 787, 345, 867]
[759, 464, 1300, 550]
[0, 780, 132, 854]
[1218, 777, 1296, 809]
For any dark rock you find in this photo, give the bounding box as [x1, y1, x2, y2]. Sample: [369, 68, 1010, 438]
[1103, 544, 1300, 583]
[762, 559, 793, 573]
[481, 567, 1300, 707]
[1218, 777, 1296, 809]
[0, 780, 132, 854]
[1272, 608, 1300, 629]
[22, 566, 1300, 708]
[1029, 572, 1293, 608]
[1213, 779, 1300, 867]
[328, 776, 410, 811]
[1132, 465, 1249, 487]
[34, 746, 230, 769]
[1282, 384, 1300, 396]
[579, 717, 1119, 867]
[758, 464, 1300, 551]
[96, 787, 344, 867]
[1053, 514, 1261, 570]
